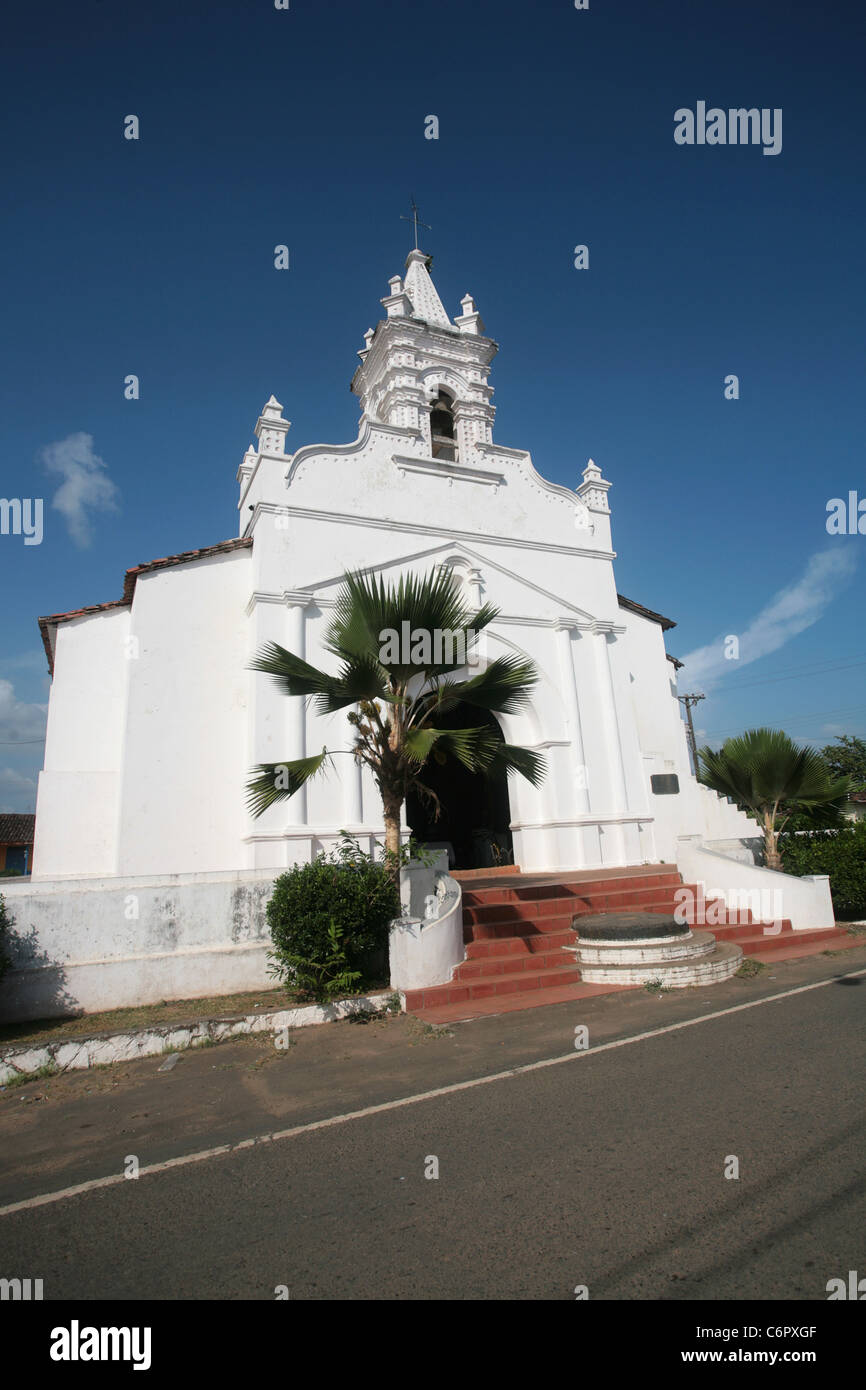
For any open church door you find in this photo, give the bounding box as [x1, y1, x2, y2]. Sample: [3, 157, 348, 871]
[405, 702, 513, 870]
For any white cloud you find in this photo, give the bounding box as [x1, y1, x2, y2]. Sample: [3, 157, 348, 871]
[680, 549, 857, 690]
[41, 431, 120, 548]
[0, 678, 48, 743]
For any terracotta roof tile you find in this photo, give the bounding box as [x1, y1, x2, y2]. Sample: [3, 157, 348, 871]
[617, 593, 676, 632]
[0, 813, 35, 844]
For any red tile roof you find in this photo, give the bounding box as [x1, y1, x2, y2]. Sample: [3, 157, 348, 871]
[617, 593, 676, 631]
[38, 537, 253, 673]
[0, 813, 35, 845]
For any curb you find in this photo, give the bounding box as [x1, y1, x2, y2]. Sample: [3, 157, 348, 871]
[0, 990, 403, 1085]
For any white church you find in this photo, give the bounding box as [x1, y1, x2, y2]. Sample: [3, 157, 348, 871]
[34, 243, 755, 884]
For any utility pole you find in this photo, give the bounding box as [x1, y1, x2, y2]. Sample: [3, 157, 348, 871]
[678, 693, 705, 775]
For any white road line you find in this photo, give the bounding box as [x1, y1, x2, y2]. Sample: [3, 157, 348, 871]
[2, 966, 863, 1219]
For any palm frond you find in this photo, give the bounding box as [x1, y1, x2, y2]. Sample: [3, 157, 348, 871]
[311, 653, 391, 714]
[250, 643, 340, 701]
[403, 726, 448, 766]
[487, 742, 547, 787]
[444, 655, 538, 714]
[699, 728, 853, 814]
[246, 749, 330, 818]
[324, 568, 499, 680]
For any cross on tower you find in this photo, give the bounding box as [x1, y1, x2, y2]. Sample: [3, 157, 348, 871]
[400, 197, 432, 251]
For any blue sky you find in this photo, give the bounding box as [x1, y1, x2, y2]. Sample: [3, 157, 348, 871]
[1, 0, 864, 811]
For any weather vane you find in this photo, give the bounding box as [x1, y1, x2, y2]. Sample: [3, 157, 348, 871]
[400, 196, 431, 251]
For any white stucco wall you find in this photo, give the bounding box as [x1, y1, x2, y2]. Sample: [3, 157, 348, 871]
[33, 256, 755, 887]
[33, 607, 130, 877]
[115, 551, 251, 876]
[0, 869, 276, 1022]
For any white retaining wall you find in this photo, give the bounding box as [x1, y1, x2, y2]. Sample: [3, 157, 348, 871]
[676, 836, 835, 931]
[0, 870, 278, 1023]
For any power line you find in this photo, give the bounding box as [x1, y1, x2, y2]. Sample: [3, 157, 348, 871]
[707, 656, 866, 695]
[703, 701, 866, 739]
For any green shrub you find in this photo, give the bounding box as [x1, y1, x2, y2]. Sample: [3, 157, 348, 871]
[0, 894, 12, 983]
[272, 919, 363, 1005]
[266, 835, 400, 1003]
[778, 822, 866, 920]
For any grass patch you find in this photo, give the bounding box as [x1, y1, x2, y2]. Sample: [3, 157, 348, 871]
[0, 987, 294, 1049]
[0, 979, 395, 1052]
[2, 1062, 59, 1090]
[736, 958, 766, 979]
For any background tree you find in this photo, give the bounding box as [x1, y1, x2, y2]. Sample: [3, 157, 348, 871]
[246, 568, 544, 865]
[820, 734, 866, 792]
[698, 727, 852, 870]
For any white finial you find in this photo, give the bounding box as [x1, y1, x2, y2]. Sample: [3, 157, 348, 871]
[255, 397, 291, 456]
[454, 293, 484, 336]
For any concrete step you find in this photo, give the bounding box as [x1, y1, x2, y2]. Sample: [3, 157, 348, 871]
[711, 925, 841, 952]
[410, 978, 638, 1025]
[746, 935, 863, 963]
[461, 870, 682, 907]
[465, 898, 684, 941]
[404, 961, 582, 1012]
[465, 929, 576, 960]
[571, 929, 719, 967]
[463, 881, 687, 923]
[577, 940, 744, 988]
[456, 949, 573, 980]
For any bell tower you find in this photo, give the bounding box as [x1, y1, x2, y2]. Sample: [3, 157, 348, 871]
[350, 244, 498, 463]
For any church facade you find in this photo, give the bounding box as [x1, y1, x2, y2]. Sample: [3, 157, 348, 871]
[34, 247, 753, 882]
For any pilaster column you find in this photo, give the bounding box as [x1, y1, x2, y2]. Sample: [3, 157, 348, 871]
[467, 567, 484, 610]
[592, 627, 629, 812]
[284, 591, 312, 825]
[555, 622, 591, 816]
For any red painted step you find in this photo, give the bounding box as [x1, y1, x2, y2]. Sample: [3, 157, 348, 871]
[408, 865, 684, 1015]
[404, 962, 583, 1013]
[465, 929, 576, 959]
[416, 978, 638, 1025]
[709, 922, 854, 954]
[406, 864, 862, 1022]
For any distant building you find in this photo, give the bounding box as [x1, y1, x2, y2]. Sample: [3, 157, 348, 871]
[0, 814, 35, 875]
[844, 792, 866, 823]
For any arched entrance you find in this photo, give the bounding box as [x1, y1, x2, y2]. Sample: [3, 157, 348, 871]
[405, 703, 513, 870]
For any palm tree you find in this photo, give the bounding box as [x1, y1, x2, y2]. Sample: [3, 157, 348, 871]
[246, 568, 545, 866]
[697, 728, 852, 870]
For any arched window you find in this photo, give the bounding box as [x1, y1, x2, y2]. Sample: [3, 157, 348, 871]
[429, 389, 457, 462]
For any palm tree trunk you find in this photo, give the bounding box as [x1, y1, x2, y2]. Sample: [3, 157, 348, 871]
[763, 811, 782, 870]
[382, 790, 403, 874]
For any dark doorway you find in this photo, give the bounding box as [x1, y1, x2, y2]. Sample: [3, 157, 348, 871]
[406, 703, 513, 870]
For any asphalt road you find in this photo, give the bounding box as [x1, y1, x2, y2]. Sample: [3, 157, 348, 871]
[1, 947, 864, 1300]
